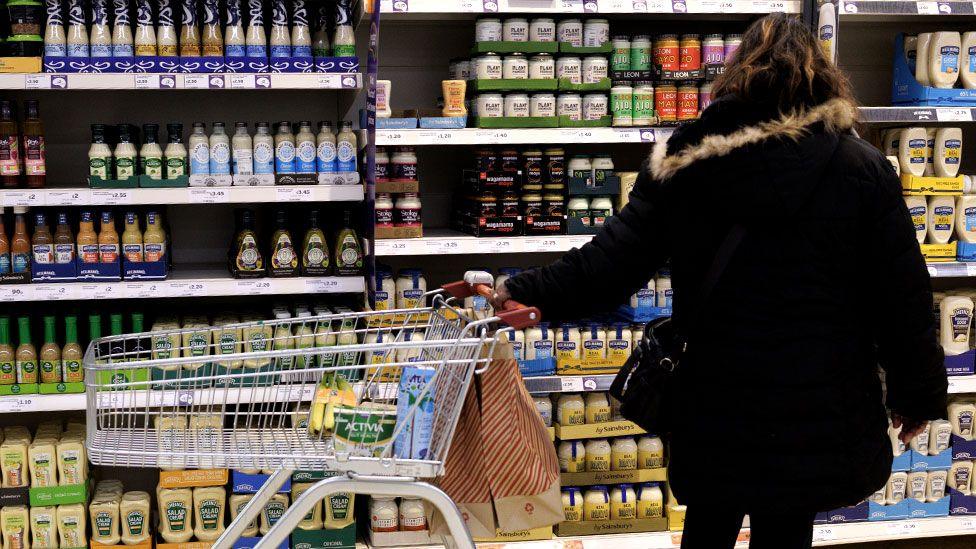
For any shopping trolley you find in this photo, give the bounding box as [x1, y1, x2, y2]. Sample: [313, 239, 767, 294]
[84, 272, 540, 549]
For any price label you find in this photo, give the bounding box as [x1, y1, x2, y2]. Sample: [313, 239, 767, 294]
[767, 0, 786, 10]
[183, 74, 210, 89]
[186, 282, 205, 292]
[423, 240, 446, 254]
[228, 74, 256, 89]
[560, 377, 584, 392]
[477, 239, 514, 253]
[235, 279, 272, 295]
[524, 238, 560, 252]
[377, 131, 404, 145]
[93, 284, 120, 299]
[189, 187, 231, 203]
[966, 264, 976, 277]
[47, 189, 90, 206]
[0, 285, 28, 301]
[559, 0, 584, 10]
[91, 189, 132, 205]
[419, 131, 455, 144]
[305, 278, 342, 293]
[0, 396, 35, 412]
[886, 521, 920, 536]
[718, 0, 735, 10]
[33, 285, 70, 301]
[698, 0, 720, 10]
[276, 187, 315, 202]
[165, 282, 193, 296]
[134, 74, 160, 89]
[645, 0, 672, 10]
[961, 518, 976, 530]
[916, 0, 938, 13]
[25, 74, 51, 89]
[277, 385, 309, 401]
[2, 191, 34, 206]
[937, 108, 973, 122]
[438, 240, 461, 253]
[812, 527, 836, 542]
[126, 282, 158, 298]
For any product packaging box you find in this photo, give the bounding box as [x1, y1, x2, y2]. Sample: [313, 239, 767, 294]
[369, 529, 433, 547]
[949, 487, 976, 515]
[560, 468, 667, 487]
[91, 539, 152, 549]
[31, 261, 77, 282]
[472, 526, 554, 542]
[946, 350, 976, 377]
[555, 420, 646, 441]
[901, 173, 965, 195]
[290, 524, 356, 549]
[0, 487, 29, 506]
[868, 498, 912, 521]
[814, 501, 869, 524]
[156, 541, 213, 549]
[233, 536, 288, 549]
[29, 482, 88, 506]
[910, 448, 952, 472]
[158, 469, 229, 488]
[0, 384, 38, 396]
[891, 33, 976, 106]
[518, 356, 556, 377]
[951, 434, 976, 461]
[920, 242, 958, 262]
[556, 518, 667, 536]
[892, 450, 911, 472]
[231, 470, 291, 494]
[911, 495, 950, 518]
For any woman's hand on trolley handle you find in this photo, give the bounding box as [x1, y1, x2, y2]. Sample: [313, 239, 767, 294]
[490, 283, 513, 312]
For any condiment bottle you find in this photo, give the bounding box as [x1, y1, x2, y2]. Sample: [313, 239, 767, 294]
[245, 0, 266, 57]
[232, 208, 264, 276]
[274, 122, 296, 174]
[54, 212, 75, 264]
[164, 123, 187, 179]
[89, 124, 112, 180]
[89, 0, 112, 56]
[180, 0, 201, 56]
[224, 0, 245, 56]
[291, 0, 311, 56]
[39, 316, 61, 384]
[140, 123, 163, 179]
[269, 0, 290, 57]
[296, 121, 316, 174]
[143, 211, 166, 262]
[112, 0, 134, 56]
[55, 316, 78, 382]
[15, 316, 37, 384]
[201, 0, 222, 56]
[0, 101, 20, 188]
[334, 210, 362, 276]
[209, 122, 231, 175]
[156, 0, 177, 56]
[134, 0, 156, 55]
[77, 210, 98, 264]
[336, 121, 357, 172]
[10, 207, 30, 273]
[0, 209, 9, 274]
[253, 122, 274, 174]
[302, 209, 329, 275]
[316, 121, 336, 173]
[269, 209, 297, 276]
[0, 318, 14, 385]
[332, 0, 354, 57]
[22, 100, 45, 188]
[44, 0, 67, 57]
[98, 211, 119, 263]
[189, 122, 210, 175]
[66, 0, 89, 57]
[312, 3, 329, 56]
[128, 312, 149, 360]
[231, 122, 253, 175]
[32, 212, 54, 266]
[114, 124, 137, 180]
[122, 211, 143, 262]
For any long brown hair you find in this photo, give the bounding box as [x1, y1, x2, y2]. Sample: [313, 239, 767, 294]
[712, 13, 855, 113]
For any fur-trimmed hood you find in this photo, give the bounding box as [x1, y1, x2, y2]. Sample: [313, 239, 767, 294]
[649, 97, 858, 181]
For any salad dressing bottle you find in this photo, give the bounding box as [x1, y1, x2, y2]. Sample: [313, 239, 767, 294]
[232, 209, 264, 276]
[0, 317, 14, 385]
[77, 211, 99, 264]
[180, 0, 201, 56]
[334, 210, 363, 276]
[90, 0, 112, 57]
[15, 317, 37, 384]
[61, 316, 83, 383]
[0, 101, 21, 188]
[209, 122, 231, 175]
[333, 0, 355, 57]
[296, 121, 316, 174]
[114, 124, 137, 179]
[140, 124, 163, 179]
[232, 122, 253, 175]
[302, 209, 329, 275]
[164, 123, 187, 179]
[316, 121, 336, 173]
[112, 0, 134, 57]
[89, 124, 113, 179]
[336, 121, 357, 173]
[39, 316, 61, 384]
[269, 0, 290, 57]
[291, 0, 311, 57]
[11, 207, 30, 273]
[23, 101, 46, 188]
[245, 0, 266, 57]
[157, 0, 177, 56]
[134, 0, 156, 55]
[54, 212, 75, 264]
[143, 211, 166, 262]
[122, 212, 143, 262]
[66, 0, 89, 57]
[274, 122, 296, 174]
[270, 209, 297, 276]
[201, 0, 222, 56]
[32, 212, 54, 266]
[253, 122, 274, 174]
[44, 0, 67, 57]
[224, 0, 245, 57]
[188, 122, 210, 175]
[98, 211, 119, 263]
[0, 209, 9, 274]
[312, 3, 329, 57]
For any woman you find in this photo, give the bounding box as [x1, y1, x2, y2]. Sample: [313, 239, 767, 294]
[493, 14, 947, 549]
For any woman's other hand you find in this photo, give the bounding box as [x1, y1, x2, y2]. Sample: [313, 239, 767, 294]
[891, 412, 928, 444]
[491, 282, 512, 311]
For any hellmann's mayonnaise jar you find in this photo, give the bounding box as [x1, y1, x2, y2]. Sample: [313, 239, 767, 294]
[507, 329, 525, 361]
[582, 323, 607, 361]
[525, 322, 555, 360]
[583, 486, 610, 521]
[555, 324, 581, 363]
[533, 396, 553, 427]
[607, 323, 632, 364]
[557, 440, 586, 473]
[562, 487, 583, 522]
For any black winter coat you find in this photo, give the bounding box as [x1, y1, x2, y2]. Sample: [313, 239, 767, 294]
[506, 95, 949, 512]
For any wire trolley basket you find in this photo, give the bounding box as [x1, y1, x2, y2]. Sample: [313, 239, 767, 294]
[84, 273, 541, 549]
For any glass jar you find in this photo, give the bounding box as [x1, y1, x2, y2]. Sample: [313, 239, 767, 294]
[475, 18, 502, 43]
[638, 435, 665, 469]
[679, 34, 701, 71]
[533, 395, 553, 426]
[633, 81, 655, 125]
[455, 59, 472, 80]
[724, 33, 742, 61]
[503, 17, 528, 42]
[611, 437, 638, 470]
[584, 392, 611, 423]
[395, 193, 422, 228]
[582, 55, 608, 84]
[584, 439, 611, 472]
[610, 485, 637, 520]
[607, 322, 633, 363]
[582, 93, 608, 121]
[500, 190, 520, 216]
[400, 498, 426, 531]
[699, 81, 713, 111]
[655, 83, 677, 123]
[591, 196, 613, 227]
[504, 93, 530, 117]
[374, 266, 396, 311]
[637, 483, 664, 518]
[583, 486, 610, 521]
[703, 33, 725, 65]
[476, 53, 502, 80]
[374, 146, 390, 182]
[503, 53, 529, 80]
[556, 56, 582, 84]
[529, 18, 555, 42]
[523, 148, 544, 189]
[530, 93, 556, 117]
[556, 93, 582, 121]
[396, 268, 427, 309]
[375, 193, 394, 228]
[557, 19, 583, 47]
[611, 35, 631, 71]
[544, 147, 565, 187]
[477, 93, 504, 118]
[656, 269, 672, 308]
[677, 81, 699, 121]
[500, 148, 519, 174]
[558, 440, 586, 473]
[556, 394, 585, 426]
[630, 34, 651, 71]
[654, 34, 679, 72]
[568, 156, 592, 180]
[370, 496, 398, 532]
[476, 147, 498, 171]
[521, 192, 543, 216]
[477, 191, 498, 217]
[529, 53, 555, 79]
[562, 488, 584, 522]
[543, 193, 565, 216]
[583, 18, 610, 47]
[555, 323, 581, 362]
[568, 196, 591, 226]
[611, 83, 634, 127]
[391, 146, 418, 181]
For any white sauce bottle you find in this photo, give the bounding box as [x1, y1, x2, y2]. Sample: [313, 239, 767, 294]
[916, 33, 933, 87]
[232, 122, 253, 176]
[44, 0, 67, 57]
[253, 122, 274, 174]
[224, 0, 245, 57]
[312, 3, 329, 56]
[112, 0, 134, 56]
[817, 2, 835, 62]
[898, 127, 928, 177]
[164, 123, 187, 179]
[333, 0, 355, 57]
[156, 0, 177, 56]
[209, 122, 231, 175]
[295, 121, 316, 174]
[269, 0, 290, 58]
[927, 195, 956, 244]
[114, 125, 137, 179]
[66, 0, 89, 57]
[201, 0, 222, 56]
[291, 0, 311, 57]
[928, 31, 961, 89]
[940, 295, 974, 354]
[924, 127, 937, 177]
[316, 121, 336, 173]
[963, 32, 976, 89]
[957, 195, 976, 243]
[934, 127, 962, 178]
[950, 401, 976, 440]
[89, 0, 112, 57]
[139, 124, 163, 179]
[274, 122, 296, 174]
[908, 471, 928, 501]
[905, 196, 927, 244]
[246, 0, 266, 57]
[909, 421, 931, 455]
[929, 419, 952, 454]
[950, 460, 974, 494]
[188, 122, 210, 175]
[336, 121, 357, 173]
[887, 472, 908, 504]
[134, 0, 156, 55]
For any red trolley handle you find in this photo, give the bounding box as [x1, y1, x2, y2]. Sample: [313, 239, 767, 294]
[441, 280, 542, 330]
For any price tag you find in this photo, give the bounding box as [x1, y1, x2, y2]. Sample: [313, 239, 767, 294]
[524, 238, 561, 252]
[916, 0, 938, 13]
[812, 526, 836, 542]
[228, 74, 256, 89]
[185, 282, 206, 293]
[561, 128, 594, 140]
[0, 396, 35, 413]
[134, 74, 160, 89]
[560, 377, 584, 392]
[93, 284, 118, 300]
[937, 108, 973, 122]
[25, 74, 51, 89]
[183, 74, 210, 89]
[961, 518, 976, 530]
[0, 285, 28, 301]
[47, 189, 90, 206]
[2, 191, 34, 206]
[560, 0, 584, 10]
[477, 239, 514, 253]
[189, 187, 231, 203]
[422, 240, 445, 254]
[886, 521, 920, 536]
[91, 189, 132, 205]
[767, 0, 786, 10]
[377, 131, 404, 145]
[419, 131, 455, 144]
[698, 0, 720, 10]
[125, 282, 158, 299]
[438, 240, 462, 253]
[276, 187, 315, 202]
[235, 279, 272, 295]
[645, 0, 672, 10]
[966, 264, 976, 277]
[33, 285, 71, 301]
[305, 278, 342, 293]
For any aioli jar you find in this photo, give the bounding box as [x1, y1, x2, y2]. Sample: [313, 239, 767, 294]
[582, 55, 608, 84]
[557, 93, 582, 121]
[475, 18, 502, 43]
[677, 81, 699, 121]
[477, 94, 504, 118]
[530, 93, 556, 117]
[630, 34, 651, 71]
[724, 33, 742, 62]
[503, 18, 528, 42]
[504, 93, 530, 117]
[679, 34, 702, 71]
[655, 83, 677, 122]
[703, 33, 725, 65]
[583, 18, 610, 47]
[557, 19, 583, 47]
[583, 93, 608, 121]
[503, 53, 529, 79]
[654, 34, 680, 72]
[529, 18, 555, 42]
[611, 35, 631, 71]
[529, 53, 555, 79]
[633, 81, 655, 125]
[476, 53, 502, 80]
[556, 56, 582, 84]
[611, 83, 634, 126]
[699, 81, 713, 111]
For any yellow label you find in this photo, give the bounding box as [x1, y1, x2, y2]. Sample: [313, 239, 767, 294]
[563, 505, 582, 522]
[638, 499, 663, 518]
[562, 408, 585, 426]
[607, 339, 630, 362]
[583, 502, 609, 521]
[585, 405, 611, 424]
[611, 501, 636, 520]
[586, 453, 610, 472]
[565, 457, 586, 473]
[582, 340, 606, 361]
[639, 451, 664, 469]
[612, 452, 637, 471]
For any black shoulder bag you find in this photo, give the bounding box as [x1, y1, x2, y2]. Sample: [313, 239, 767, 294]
[609, 224, 746, 436]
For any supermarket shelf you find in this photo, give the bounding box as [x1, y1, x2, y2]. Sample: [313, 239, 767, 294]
[0, 72, 362, 90]
[927, 262, 976, 278]
[840, 0, 974, 16]
[523, 374, 615, 393]
[375, 230, 593, 256]
[374, 127, 671, 146]
[858, 106, 976, 123]
[0, 266, 365, 302]
[949, 375, 976, 394]
[0, 185, 364, 207]
[379, 0, 800, 14]
[0, 393, 87, 413]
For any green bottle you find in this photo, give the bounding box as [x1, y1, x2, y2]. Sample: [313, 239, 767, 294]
[0, 317, 15, 385]
[334, 210, 363, 276]
[39, 315, 61, 384]
[15, 316, 37, 384]
[62, 316, 84, 383]
[109, 313, 125, 359]
[128, 312, 150, 361]
[90, 313, 106, 362]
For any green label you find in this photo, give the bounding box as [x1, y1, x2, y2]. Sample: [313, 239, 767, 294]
[63, 360, 81, 381]
[95, 511, 113, 536]
[250, 333, 268, 352]
[145, 157, 163, 177]
[90, 157, 109, 178]
[40, 360, 57, 379]
[189, 333, 208, 356]
[0, 361, 14, 383]
[219, 333, 237, 354]
[116, 157, 135, 178]
[126, 511, 144, 535]
[265, 502, 285, 527]
[329, 493, 350, 520]
[633, 93, 654, 119]
[199, 499, 221, 531]
[166, 157, 186, 178]
[166, 501, 187, 531]
[154, 336, 173, 359]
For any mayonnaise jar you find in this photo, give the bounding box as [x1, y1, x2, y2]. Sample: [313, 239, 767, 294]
[607, 323, 632, 364]
[555, 324, 581, 363]
[583, 486, 610, 521]
[630, 279, 655, 309]
[525, 322, 555, 360]
[495, 267, 521, 292]
[638, 435, 664, 468]
[581, 323, 607, 361]
[396, 269, 427, 309]
[533, 396, 553, 427]
[584, 439, 611, 472]
[584, 392, 611, 424]
[611, 437, 638, 470]
[655, 270, 673, 308]
[557, 394, 585, 426]
[374, 266, 396, 312]
[562, 488, 583, 521]
[637, 483, 663, 518]
[557, 440, 586, 473]
[507, 329, 525, 360]
[610, 484, 637, 519]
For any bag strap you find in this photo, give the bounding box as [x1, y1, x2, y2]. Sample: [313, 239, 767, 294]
[690, 223, 746, 322]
